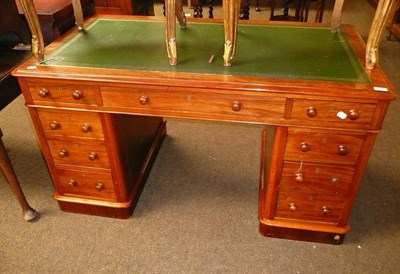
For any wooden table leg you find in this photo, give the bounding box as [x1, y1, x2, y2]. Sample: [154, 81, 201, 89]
[166, 0, 186, 65]
[176, 0, 187, 27]
[223, 0, 240, 66]
[0, 129, 38, 221]
[330, 0, 345, 32]
[366, 0, 395, 70]
[71, 0, 84, 30]
[17, 0, 45, 63]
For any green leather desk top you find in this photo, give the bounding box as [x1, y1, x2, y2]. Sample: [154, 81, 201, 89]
[44, 18, 369, 83]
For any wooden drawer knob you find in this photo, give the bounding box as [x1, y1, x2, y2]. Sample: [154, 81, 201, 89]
[231, 101, 241, 112]
[295, 172, 304, 183]
[300, 142, 310, 152]
[337, 145, 348, 155]
[68, 180, 76, 187]
[307, 106, 317, 118]
[322, 206, 330, 215]
[289, 203, 297, 211]
[59, 149, 68, 158]
[88, 152, 98, 161]
[96, 183, 104, 190]
[72, 90, 82, 100]
[81, 123, 91, 133]
[330, 176, 339, 184]
[39, 88, 49, 98]
[348, 109, 359, 120]
[50, 121, 60, 130]
[139, 95, 148, 105]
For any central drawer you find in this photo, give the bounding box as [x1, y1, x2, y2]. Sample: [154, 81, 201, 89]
[100, 86, 286, 118]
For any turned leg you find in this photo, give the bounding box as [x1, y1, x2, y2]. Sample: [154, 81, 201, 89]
[166, 0, 187, 65]
[193, 0, 204, 18]
[330, 0, 345, 33]
[71, 0, 84, 30]
[223, 0, 240, 66]
[166, 0, 178, 65]
[255, 0, 261, 11]
[176, 0, 187, 28]
[365, 0, 395, 70]
[0, 129, 38, 221]
[18, 0, 45, 63]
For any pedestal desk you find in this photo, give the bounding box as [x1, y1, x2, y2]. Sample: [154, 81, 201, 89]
[12, 16, 395, 244]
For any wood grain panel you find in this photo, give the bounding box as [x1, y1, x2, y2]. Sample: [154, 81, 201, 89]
[275, 190, 345, 224]
[284, 128, 365, 165]
[280, 161, 355, 195]
[57, 168, 116, 201]
[291, 99, 377, 129]
[37, 108, 104, 140]
[47, 139, 110, 169]
[28, 80, 96, 105]
[101, 86, 286, 119]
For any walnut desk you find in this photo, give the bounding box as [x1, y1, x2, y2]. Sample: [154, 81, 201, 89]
[12, 16, 395, 244]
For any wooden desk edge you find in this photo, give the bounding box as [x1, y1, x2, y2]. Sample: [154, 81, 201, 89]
[12, 16, 396, 102]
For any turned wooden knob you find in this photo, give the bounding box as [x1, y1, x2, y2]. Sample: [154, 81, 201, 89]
[68, 180, 76, 187]
[231, 101, 241, 112]
[96, 183, 104, 190]
[330, 176, 339, 184]
[72, 90, 82, 100]
[289, 203, 297, 211]
[139, 95, 148, 105]
[348, 109, 359, 120]
[59, 149, 68, 158]
[307, 106, 317, 118]
[333, 235, 342, 244]
[322, 206, 330, 215]
[50, 121, 60, 130]
[81, 123, 91, 133]
[39, 88, 49, 98]
[338, 145, 348, 155]
[300, 142, 310, 152]
[295, 172, 304, 183]
[88, 152, 97, 161]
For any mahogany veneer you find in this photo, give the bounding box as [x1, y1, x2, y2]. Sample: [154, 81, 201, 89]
[12, 16, 396, 244]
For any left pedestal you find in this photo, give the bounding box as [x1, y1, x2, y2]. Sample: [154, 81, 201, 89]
[19, 78, 166, 218]
[41, 109, 165, 218]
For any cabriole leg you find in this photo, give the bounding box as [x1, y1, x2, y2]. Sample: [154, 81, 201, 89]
[223, 0, 240, 66]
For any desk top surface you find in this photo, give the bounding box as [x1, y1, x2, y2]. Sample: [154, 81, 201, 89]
[43, 17, 369, 84]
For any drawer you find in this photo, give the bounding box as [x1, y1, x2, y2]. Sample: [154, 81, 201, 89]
[57, 168, 116, 201]
[284, 128, 365, 165]
[280, 161, 355, 195]
[47, 139, 110, 169]
[37, 108, 104, 140]
[101, 86, 286, 118]
[27, 80, 96, 105]
[291, 99, 376, 129]
[275, 190, 345, 224]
